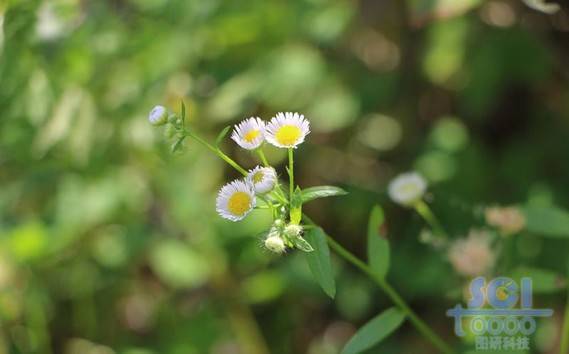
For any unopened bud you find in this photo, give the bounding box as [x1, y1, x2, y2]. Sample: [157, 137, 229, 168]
[284, 224, 303, 238]
[264, 235, 285, 254]
[148, 105, 168, 126]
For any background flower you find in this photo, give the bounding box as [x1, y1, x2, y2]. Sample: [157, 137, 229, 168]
[448, 230, 496, 277]
[388, 172, 427, 207]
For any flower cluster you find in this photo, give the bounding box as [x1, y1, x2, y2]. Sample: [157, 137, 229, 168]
[216, 113, 310, 253]
[149, 106, 313, 254]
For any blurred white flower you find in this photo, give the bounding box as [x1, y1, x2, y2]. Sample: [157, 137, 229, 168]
[388, 172, 427, 207]
[448, 230, 496, 277]
[265, 112, 310, 148]
[485, 206, 526, 235]
[216, 180, 256, 221]
[231, 117, 266, 150]
[36, 2, 64, 41]
[148, 105, 168, 126]
[247, 166, 277, 194]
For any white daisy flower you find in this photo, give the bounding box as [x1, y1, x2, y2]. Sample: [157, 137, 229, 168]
[388, 172, 427, 207]
[265, 112, 310, 148]
[148, 105, 168, 126]
[231, 117, 266, 150]
[216, 179, 256, 221]
[247, 166, 277, 194]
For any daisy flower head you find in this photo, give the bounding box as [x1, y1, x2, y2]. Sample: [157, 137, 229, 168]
[216, 179, 256, 221]
[247, 166, 277, 194]
[148, 105, 168, 126]
[231, 117, 266, 150]
[388, 172, 427, 207]
[265, 112, 310, 148]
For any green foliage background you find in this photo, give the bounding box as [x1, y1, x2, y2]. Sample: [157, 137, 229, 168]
[1, 0, 569, 353]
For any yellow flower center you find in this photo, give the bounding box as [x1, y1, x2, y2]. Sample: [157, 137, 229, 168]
[227, 192, 252, 216]
[253, 171, 264, 184]
[243, 129, 261, 143]
[275, 125, 301, 146]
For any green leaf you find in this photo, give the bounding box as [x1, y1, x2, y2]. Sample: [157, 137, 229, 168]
[523, 205, 569, 238]
[367, 205, 390, 280]
[305, 227, 335, 298]
[510, 266, 566, 294]
[301, 186, 348, 204]
[215, 125, 231, 147]
[180, 101, 186, 124]
[290, 187, 303, 225]
[171, 136, 186, 153]
[293, 236, 314, 252]
[341, 307, 406, 354]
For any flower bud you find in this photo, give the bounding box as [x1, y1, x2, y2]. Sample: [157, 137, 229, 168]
[164, 124, 177, 139]
[264, 235, 285, 254]
[148, 105, 168, 126]
[284, 224, 303, 238]
[273, 219, 284, 228]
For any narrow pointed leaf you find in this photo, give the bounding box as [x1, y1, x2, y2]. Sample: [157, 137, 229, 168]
[301, 186, 348, 204]
[305, 227, 335, 298]
[215, 126, 232, 147]
[342, 307, 406, 354]
[171, 136, 186, 153]
[523, 205, 569, 238]
[367, 205, 390, 279]
[510, 266, 566, 294]
[293, 236, 314, 252]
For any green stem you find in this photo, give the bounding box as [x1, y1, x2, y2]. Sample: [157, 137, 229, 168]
[288, 148, 294, 198]
[414, 200, 448, 239]
[323, 230, 454, 354]
[560, 259, 569, 354]
[186, 130, 248, 176]
[257, 149, 270, 167]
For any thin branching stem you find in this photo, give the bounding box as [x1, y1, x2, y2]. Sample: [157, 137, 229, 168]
[324, 235, 455, 354]
[185, 130, 248, 176]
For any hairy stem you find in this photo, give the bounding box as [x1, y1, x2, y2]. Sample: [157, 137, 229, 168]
[288, 148, 294, 198]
